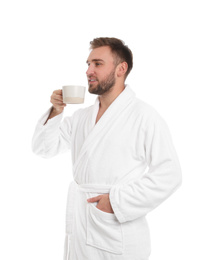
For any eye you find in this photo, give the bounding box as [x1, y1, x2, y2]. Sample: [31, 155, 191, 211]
[95, 62, 102, 66]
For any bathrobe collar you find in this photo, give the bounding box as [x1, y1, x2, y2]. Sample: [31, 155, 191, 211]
[73, 85, 136, 174]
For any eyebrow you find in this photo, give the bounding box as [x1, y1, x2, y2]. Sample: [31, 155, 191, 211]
[86, 59, 104, 64]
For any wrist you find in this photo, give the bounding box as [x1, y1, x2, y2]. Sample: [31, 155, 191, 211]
[52, 106, 63, 115]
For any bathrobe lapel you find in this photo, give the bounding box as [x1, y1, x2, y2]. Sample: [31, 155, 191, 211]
[73, 86, 136, 176]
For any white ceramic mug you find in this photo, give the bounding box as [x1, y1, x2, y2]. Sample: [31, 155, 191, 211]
[62, 85, 86, 104]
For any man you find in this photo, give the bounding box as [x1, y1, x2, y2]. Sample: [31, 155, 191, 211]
[32, 37, 182, 260]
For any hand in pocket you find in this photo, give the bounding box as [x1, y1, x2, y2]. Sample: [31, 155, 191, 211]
[87, 194, 114, 213]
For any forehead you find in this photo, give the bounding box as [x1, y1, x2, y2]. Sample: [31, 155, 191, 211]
[87, 46, 114, 63]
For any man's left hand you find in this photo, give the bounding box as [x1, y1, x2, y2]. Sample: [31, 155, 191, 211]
[87, 194, 114, 213]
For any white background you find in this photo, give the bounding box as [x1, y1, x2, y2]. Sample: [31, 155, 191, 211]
[0, 0, 212, 259]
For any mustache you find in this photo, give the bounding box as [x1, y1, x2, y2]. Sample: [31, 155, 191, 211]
[88, 77, 98, 80]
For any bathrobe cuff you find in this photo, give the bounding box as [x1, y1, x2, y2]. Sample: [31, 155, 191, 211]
[109, 185, 126, 224]
[38, 106, 64, 126]
[32, 107, 65, 157]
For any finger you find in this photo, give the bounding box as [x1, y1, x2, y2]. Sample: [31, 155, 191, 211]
[87, 195, 102, 203]
[52, 89, 63, 98]
[52, 101, 66, 106]
[51, 97, 64, 105]
[51, 101, 66, 110]
[53, 89, 63, 95]
[51, 94, 63, 102]
[51, 100, 62, 107]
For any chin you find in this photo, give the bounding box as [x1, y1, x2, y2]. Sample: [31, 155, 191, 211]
[88, 85, 98, 95]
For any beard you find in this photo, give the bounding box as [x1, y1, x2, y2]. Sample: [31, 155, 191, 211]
[88, 68, 116, 95]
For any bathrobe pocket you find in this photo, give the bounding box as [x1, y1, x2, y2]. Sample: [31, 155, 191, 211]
[86, 203, 124, 254]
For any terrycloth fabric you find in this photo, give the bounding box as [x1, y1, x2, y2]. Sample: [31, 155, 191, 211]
[32, 85, 182, 260]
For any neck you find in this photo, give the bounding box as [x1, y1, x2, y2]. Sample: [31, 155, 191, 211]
[98, 83, 125, 111]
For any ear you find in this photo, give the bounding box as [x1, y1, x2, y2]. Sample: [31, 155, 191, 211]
[116, 62, 128, 78]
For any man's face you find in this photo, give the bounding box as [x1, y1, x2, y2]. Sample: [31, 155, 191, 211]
[86, 46, 117, 95]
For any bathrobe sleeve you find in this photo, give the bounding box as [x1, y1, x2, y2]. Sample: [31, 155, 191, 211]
[109, 112, 182, 223]
[32, 107, 72, 158]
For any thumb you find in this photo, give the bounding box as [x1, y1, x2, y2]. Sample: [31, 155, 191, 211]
[87, 195, 102, 203]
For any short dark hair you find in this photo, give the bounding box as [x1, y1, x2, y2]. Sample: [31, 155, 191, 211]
[90, 37, 133, 78]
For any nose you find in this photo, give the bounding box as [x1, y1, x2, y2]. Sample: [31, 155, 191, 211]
[86, 64, 94, 76]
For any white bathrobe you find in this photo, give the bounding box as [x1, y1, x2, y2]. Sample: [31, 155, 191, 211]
[32, 85, 182, 260]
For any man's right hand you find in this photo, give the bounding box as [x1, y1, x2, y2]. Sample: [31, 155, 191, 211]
[44, 89, 66, 124]
[50, 89, 66, 114]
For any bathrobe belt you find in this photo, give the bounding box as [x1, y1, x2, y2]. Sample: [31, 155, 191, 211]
[78, 182, 112, 193]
